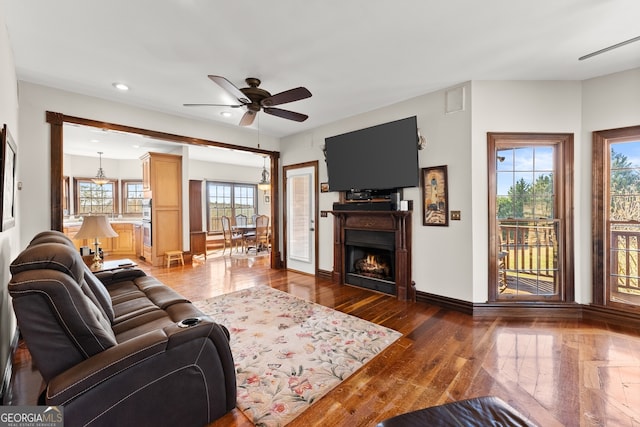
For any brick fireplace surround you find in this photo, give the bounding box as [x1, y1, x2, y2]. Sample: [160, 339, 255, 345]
[331, 209, 414, 301]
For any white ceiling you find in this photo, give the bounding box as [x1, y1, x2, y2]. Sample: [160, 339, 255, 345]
[62, 122, 266, 167]
[5, 1, 640, 157]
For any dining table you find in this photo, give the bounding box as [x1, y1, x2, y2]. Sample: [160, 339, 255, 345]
[232, 225, 256, 252]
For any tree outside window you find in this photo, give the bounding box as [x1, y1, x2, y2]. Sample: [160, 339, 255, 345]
[75, 179, 117, 215]
[123, 181, 144, 215]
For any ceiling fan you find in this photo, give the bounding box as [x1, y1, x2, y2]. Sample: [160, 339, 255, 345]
[184, 75, 312, 126]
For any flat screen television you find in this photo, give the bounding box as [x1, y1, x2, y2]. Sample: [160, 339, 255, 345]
[325, 116, 419, 192]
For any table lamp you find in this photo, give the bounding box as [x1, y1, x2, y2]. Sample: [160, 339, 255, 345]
[73, 215, 118, 269]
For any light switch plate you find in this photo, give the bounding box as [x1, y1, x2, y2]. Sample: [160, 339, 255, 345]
[451, 210, 461, 220]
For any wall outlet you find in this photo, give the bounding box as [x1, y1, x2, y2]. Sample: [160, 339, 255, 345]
[451, 210, 461, 220]
[320, 211, 328, 218]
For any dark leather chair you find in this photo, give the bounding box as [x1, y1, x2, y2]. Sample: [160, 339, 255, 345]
[8, 231, 236, 427]
[376, 396, 537, 427]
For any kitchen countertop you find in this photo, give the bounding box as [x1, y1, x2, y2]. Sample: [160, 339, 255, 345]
[64, 218, 144, 227]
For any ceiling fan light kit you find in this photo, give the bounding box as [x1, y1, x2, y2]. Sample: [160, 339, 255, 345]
[185, 75, 312, 126]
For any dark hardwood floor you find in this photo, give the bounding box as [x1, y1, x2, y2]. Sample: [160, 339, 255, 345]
[8, 251, 640, 426]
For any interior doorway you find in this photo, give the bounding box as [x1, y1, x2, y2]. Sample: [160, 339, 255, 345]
[46, 111, 281, 269]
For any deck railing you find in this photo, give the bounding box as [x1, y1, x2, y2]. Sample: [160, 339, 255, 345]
[498, 219, 559, 277]
[610, 224, 640, 295]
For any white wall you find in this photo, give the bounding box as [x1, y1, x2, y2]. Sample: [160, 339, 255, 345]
[579, 68, 640, 303]
[282, 71, 639, 305]
[64, 152, 267, 222]
[64, 154, 142, 180]
[0, 4, 20, 397]
[188, 157, 270, 220]
[471, 81, 583, 302]
[15, 54, 640, 307]
[17, 81, 279, 248]
[281, 82, 475, 300]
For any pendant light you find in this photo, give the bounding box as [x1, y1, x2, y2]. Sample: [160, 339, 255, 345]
[258, 156, 270, 191]
[92, 151, 109, 185]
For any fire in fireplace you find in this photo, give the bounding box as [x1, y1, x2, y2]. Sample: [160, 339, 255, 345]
[354, 251, 393, 281]
[345, 229, 396, 295]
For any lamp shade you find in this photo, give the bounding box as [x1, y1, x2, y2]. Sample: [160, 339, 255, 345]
[74, 215, 118, 240]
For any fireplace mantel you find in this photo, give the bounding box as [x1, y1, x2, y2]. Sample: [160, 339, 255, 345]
[330, 209, 414, 301]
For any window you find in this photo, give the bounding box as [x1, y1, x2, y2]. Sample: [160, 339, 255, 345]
[206, 182, 257, 232]
[593, 126, 640, 310]
[122, 181, 144, 215]
[74, 178, 118, 215]
[62, 176, 70, 216]
[488, 133, 574, 302]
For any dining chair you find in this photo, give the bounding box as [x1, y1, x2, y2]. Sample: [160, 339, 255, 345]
[235, 213, 254, 251]
[245, 215, 270, 253]
[221, 216, 242, 254]
[235, 214, 248, 227]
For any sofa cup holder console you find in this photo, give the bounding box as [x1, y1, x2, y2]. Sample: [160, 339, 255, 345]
[177, 317, 202, 328]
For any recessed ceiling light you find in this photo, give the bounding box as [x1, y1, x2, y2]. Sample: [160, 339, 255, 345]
[220, 111, 232, 118]
[112, 82, 129, 91]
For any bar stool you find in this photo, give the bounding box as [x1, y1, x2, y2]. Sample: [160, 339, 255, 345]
[165, 250, 184, 267]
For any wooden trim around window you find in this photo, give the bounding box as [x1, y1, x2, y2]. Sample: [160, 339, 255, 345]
[73, 177, 120, 215]
[592, 125, 640, 308]
[487, 132, 574, 303]
[121, 179, 144, 215]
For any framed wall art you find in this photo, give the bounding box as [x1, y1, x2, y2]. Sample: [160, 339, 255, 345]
[422, 165, 448, 226]
[1, 124, 17, 231]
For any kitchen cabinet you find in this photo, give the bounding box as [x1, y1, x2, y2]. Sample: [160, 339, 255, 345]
[134, 224, 142, 259]
[64, 222, 138, 256]
[140, 152, 183, 266]
[142, 156, 151, 192]
[111, 223, 135, 253]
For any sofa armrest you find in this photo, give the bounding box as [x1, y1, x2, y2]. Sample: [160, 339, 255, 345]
[45, 318, 234, 406]
[94, 267, 147, 286]
[45, 328, 169, 404]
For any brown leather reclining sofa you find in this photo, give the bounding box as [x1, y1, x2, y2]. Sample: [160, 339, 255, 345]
[8, 230, 236, 426]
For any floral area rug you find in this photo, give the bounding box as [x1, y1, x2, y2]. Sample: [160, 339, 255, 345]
[193, 285, 402, 427]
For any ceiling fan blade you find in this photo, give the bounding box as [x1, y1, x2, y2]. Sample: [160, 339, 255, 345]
[263, 107, 308, 122]
[183, 103, 243, 107]
[239, 110, 256, 126]
[208, 75, 251, 104]
[261, 87, 312, 107]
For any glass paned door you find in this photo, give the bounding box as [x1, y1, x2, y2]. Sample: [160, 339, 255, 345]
[607, 141, 640, 307]
[285, 164, 316, 275]
[496, 146, 560, 298]
[488, 133, 573, 303]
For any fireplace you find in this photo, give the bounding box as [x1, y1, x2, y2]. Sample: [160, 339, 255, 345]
[345, 229, 396, 295]
[331, 209, 414, 301]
